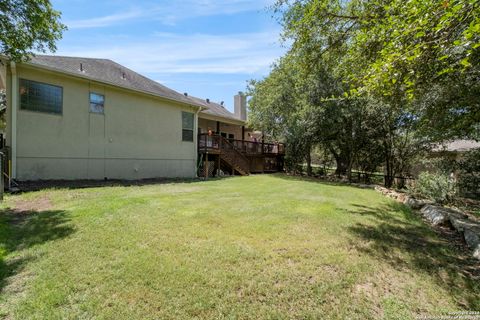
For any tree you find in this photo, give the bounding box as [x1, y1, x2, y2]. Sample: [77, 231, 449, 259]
[258, 0, 478, 187]
[0, 0, 66, 61]
[458, 148, 480, 199]
[247, 54, 317, 174]
[274, 0, 480, 140]
[248, 51, 379, 179]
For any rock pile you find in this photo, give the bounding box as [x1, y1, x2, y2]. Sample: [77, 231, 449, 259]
[375, 186, 480, 260]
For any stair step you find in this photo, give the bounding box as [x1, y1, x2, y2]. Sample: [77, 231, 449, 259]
[220, 154, 249, 176]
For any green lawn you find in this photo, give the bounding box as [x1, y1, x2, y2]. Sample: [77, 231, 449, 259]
[0, 175, 478, 319]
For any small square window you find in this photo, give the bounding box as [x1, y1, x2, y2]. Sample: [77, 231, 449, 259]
[90, 93, 105, 114]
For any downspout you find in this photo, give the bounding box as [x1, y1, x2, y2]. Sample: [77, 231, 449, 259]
[10, 62, 17, 179]
[194, 106, 202, 177]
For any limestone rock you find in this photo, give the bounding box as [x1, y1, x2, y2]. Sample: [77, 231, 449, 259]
[376, 186, 480, 260]
[460, 222, 480, 260]
[449, 216, 480, 260]
[404, 197, 425, 209]
[464, 227, 480, 260]
[448, 212, 473, 233]
[420, 205, 451, 226]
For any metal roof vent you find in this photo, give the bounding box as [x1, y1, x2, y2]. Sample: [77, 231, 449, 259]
[220, 101, 225, 107]
[79, 63, 85, 72]
[184, 92, 188, 96]
[206, 98, 210, 103]
[121, 72, 126, 80]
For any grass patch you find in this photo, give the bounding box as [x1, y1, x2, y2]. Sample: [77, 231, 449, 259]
[0, 174, 478, 319]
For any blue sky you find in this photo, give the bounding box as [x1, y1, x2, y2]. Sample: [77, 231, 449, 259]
[50, 0, 287, 112]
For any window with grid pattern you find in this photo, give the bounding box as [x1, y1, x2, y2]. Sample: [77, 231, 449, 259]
[182, 112, 194, 142]
[19, 79, 63, 114]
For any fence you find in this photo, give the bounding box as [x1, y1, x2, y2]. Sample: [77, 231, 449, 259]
[305, 166, 416, 187]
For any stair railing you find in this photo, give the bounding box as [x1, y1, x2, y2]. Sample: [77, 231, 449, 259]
[218, 136, 250, 174]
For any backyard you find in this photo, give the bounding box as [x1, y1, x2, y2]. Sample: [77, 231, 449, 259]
[0, 175, 478, 319]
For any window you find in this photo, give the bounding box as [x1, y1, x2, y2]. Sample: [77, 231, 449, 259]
[90, 93, 105, 114]
[182, 112, 194, 142]
[20, 79, 62, 114]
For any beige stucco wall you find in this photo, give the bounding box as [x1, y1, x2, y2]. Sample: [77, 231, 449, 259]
[9, 65, 198, 180]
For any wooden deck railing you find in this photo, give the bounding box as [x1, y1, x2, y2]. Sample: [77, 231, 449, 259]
[198, 134, 222, 153]
[232, 140, 285, 156]
[198, 134, 285, 156]
[198, 134, 250, 175]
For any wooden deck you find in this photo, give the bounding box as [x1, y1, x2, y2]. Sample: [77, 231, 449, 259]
[198, 134, 285, 176]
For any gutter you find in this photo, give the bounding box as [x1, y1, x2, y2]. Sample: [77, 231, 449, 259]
[197, 112, 246, 126]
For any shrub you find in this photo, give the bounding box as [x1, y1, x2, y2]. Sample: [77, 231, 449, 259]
[284, 153, 304, 174]
[410, 172, 456, 204]
[458, 148, 480, 200]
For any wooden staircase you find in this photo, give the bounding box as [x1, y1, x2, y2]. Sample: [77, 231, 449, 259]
[218, 136, 250, 176]
[198, 134, 250, 176]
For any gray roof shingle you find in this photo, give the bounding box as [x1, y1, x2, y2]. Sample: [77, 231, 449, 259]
[186, 95, 241, 122]
[29, 55, 197, 106]
[26, 55, 243, 123]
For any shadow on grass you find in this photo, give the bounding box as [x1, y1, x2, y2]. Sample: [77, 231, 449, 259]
[15, 176, 237, 193]
[347, 202, 480, 310]
[16, 173, 359, 194]
[270, 173, 379, 190]
[0, 208, 74, 292]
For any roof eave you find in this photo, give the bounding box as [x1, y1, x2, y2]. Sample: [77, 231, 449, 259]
[198, 112, 246, 126]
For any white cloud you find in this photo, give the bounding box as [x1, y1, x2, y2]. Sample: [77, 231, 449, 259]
[65, 9, 144, 29]
[65, 0, 272, 29]
[56, 31, 286, 75]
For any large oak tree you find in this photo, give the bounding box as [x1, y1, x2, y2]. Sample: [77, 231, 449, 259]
[274, 0, 480, 140]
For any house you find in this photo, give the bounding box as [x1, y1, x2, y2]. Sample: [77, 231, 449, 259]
[432, 140, 480, 159]
[0, 55, 284, 182]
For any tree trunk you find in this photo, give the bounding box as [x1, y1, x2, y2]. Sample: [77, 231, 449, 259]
[346, 157, 354, 182]
[335, 157, 349, 175]
[305, 145, 312, 176]
[305, 152, 312, 177]
[384, 140, 395, 188]
[385, 157, 394, 188]
[329, 146, 349, 176]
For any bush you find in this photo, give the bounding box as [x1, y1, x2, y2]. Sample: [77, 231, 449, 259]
[458, 148, 480, 200]
[409, 172, 456, 204]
